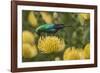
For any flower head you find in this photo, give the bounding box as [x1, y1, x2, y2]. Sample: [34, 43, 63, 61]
[84, 43, 90, 59]
[22, 31, 35, 44]
[38, 36, 65, 53]
[22, 43, 38, 58]
[63, 47, 83, 60]
[79, 13, 90, 20]
[40, 12, 53, 24]
[28, 11, 38, 27]
[78, 13, 90, 25]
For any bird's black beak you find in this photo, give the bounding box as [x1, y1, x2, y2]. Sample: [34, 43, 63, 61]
[63, 25, 73, 27]
[55, 24, 73, 29]
[55, 24, 64, 25]
[55, 24, 64, 28]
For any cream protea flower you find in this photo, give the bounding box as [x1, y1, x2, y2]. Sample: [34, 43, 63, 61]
[22, 43, 38, 58]
[63, 47, 83, 60]
[53, 12, 58, 19]
[28, 11, 38, 27]
[84, 43, 90, 59]
[55, 57, 61, 61]
[22, 31, 35, 44]
[40, 12, 53, 24]
[38, 36, 65, 53]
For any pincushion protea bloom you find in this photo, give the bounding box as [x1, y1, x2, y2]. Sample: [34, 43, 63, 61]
[38, 36, 65, 53]
[79, 13, 90, 20]
[84, 43, 90, 59]
[22, 31, 35, 44]
[28, 11, 38, 27]
[22, 43, 38, 58]
[40, 12, 53, 24]
[63, 47, 83, 60]
[78, 13, 90, 25]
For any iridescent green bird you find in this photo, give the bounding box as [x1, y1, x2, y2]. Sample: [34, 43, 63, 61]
[35, 24, 65, 35]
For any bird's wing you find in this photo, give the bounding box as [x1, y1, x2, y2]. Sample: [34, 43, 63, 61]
[36, 24, 54, 32]
[44, 24, 54, 29]
[46, 29, 56, 32]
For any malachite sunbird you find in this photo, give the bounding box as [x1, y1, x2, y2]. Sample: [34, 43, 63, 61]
[35, 24, 72, 35]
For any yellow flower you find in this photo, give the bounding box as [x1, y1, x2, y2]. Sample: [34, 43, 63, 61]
[84, 43, 90, 59]
[77, 49, 85, 59]
[28, 11, 38, 27]
[78, 13, 90, 25]
[22, 31, 35, 44]
[63, 47, 82, 60]
[79, 13, 90, 20]
[40, 12, 53, 24]
[22, 43, 38, 58]
[38, 36, 65, 53]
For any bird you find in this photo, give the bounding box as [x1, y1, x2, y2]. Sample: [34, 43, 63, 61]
[35, 24, 72, 35]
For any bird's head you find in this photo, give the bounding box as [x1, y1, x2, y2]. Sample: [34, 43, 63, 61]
[55, 24, 64, 29]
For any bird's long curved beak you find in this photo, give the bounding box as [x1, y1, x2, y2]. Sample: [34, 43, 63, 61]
[63, 25, 73, 27]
